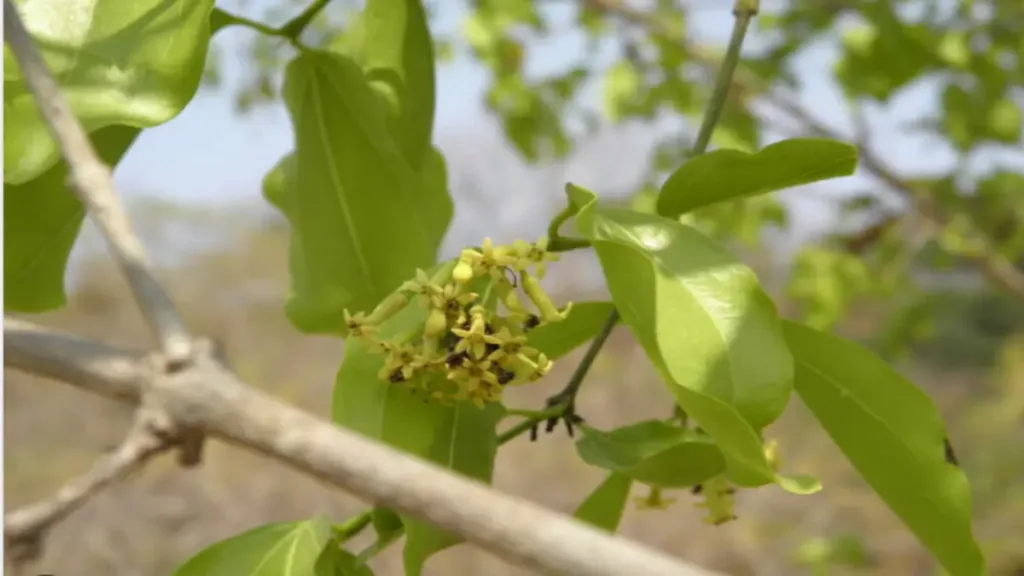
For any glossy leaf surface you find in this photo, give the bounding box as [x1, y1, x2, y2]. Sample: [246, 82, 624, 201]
[4, 0, 214, 184]
[566, 183, 816, 493]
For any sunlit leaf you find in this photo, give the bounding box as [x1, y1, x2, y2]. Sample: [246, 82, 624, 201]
[576, 420, 725, 487]
[785, 321, 985, 576]
[573, 472, 633, 532]
[4, 0, 214, 184]
[4, 125, 140, 312]
[173, 516, 334, 575]
[657, 138, 857, 218]
[565, 183, 816, 493]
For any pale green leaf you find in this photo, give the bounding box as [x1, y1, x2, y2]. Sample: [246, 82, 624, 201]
[576, 421, 725, 488]
[526, 300, 617, 360]
[565, 183, 817, 493]
[275, 51, 452, 334]
[573, 473, 633, 532]
[4, 125, 139, 311]
[173, 516, 334, 575]
[4, 0, 214, 184]
[785, 321, 985, 576]
[657, 138, 857, 218]
[361, 0, 436, 169]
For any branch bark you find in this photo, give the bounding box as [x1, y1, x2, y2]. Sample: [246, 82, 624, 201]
[4, 319, 719, 576]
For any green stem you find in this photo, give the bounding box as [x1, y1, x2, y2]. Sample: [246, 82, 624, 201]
[211, 0, 331, 44]
[690, 0, 758, 155]
[547, 205, 591, 252]
[332, 510, 372, 543]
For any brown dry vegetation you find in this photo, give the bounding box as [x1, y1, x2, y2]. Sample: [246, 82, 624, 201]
[6, 217, 1024, 576]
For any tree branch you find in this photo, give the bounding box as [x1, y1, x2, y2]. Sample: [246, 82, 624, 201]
[3, 0, 192, 362]
[4, 318, 719, 576]
[5, 411, 174, 563]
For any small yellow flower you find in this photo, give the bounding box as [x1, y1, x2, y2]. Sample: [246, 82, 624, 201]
[400, 269, 441, 306]
[343, 309, 379, 339]
[485, 327, 535, 362]
[377, 343, 428, 383]
[451, 306, 503, 359]
[512, 237, 560, 278]
[460, 238, 517, 279]
[431, 282, 478, 321]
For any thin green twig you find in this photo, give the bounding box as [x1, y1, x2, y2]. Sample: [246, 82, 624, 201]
[211, 0, 331, 47]
[332, 510, 373, 543]
[547, 205, 591, 252]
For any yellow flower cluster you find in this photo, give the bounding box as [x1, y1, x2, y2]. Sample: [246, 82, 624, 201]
[343, 238, 571, 407]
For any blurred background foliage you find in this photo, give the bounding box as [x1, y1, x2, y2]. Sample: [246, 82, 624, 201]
[6, 0, 1024, 574]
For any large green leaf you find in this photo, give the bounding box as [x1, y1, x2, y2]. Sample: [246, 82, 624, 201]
[573, 472, 633, 532]
[784, 321, 985, 576]
[276, 51, 452, 334]
[173, 516, 334, 575]
[4, 124, 140, 312]
[361, 0, 435, 169]
[402, 402, 504, 576]
[566, 183, 815, 492]
[526, 300, 617, 359]
[656, 138, 857, 218]
[575, 420, 725, 488]
[4, 0, 214, 184]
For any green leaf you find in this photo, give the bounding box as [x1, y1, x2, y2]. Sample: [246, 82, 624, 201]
[173, 516, 334, 575]
[4, 125, 140, 312]
[575, 421, 725, 487]
[565, 183, 816, 492]
[657, 138, 857, 218]
[361, 0, 435, 169]
[402, 402, 504, 575]
[573, 472, 633, 532]
[526, 300, 617, 359]
[784, 320, 985, 576]
[332, 268, 503, 576]
[4, 0, 214, 184]
[315, 546, 375, 576]
[275, 51, 452, 334]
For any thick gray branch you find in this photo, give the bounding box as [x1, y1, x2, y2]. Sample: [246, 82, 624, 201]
[2, 0, 191, 361]
[4, 318, 719, 576]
